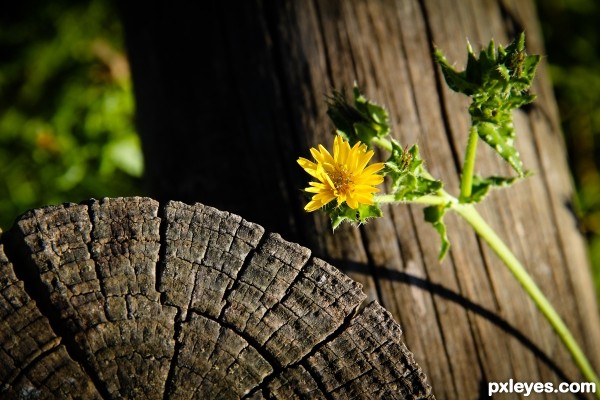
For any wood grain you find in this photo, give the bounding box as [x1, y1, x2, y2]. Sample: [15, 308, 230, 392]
[1, 197, 432, 399]
[0, 241, 101, 399]
[87, 0, 600, 397]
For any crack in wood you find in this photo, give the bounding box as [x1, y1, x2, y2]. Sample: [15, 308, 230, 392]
[2, 206, 111, 400]
[416, 0, 463, 176]
[217, 231, 270, 324]
[161, 308, 185, 400]
[1, 197, 434, 399]
[242, 295, 363, 400]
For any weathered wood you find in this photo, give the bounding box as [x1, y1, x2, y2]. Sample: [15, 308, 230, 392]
[121, 1, 600, 398]
[0, 240, 101, 399]
[1, 197, 433, 399]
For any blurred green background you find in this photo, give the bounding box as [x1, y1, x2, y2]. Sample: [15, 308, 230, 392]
[0, 0, 143, 232]
[0, 0, 598, 299]
[536, 0, 600, 302]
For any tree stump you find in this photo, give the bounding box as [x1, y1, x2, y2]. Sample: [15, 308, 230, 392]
[1, 197, 433, 399]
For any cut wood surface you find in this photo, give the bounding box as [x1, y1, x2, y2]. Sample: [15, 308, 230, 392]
[1, 197, 433, 399]
[120, 0, 600, 398]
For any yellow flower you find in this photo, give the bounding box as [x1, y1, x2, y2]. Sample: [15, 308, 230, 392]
[297, 135, 385, 212]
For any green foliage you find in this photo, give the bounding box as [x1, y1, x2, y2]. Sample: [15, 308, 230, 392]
[469, 174, 529, 203]
[384, 140, 442, 201]
[322, 201, 382, 231]
[424, 204, 450, 260]
[435, 33, 540, 178]
[327, 85, 390, 147]
[536, 0, 600, 303]
[0, 0, 143, 229]
[384, 137, 450, 260]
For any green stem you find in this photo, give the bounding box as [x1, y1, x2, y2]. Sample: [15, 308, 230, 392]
[460, 126, 479, 201]
[454, 204, 600, 391]
[375, 193, 451, 206]
[375, 192, 600, 391]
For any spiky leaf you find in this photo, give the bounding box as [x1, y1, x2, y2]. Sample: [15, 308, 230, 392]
[435, 33, 540, 177]
[475, 121, 524, 176]
[326, 85, 390, 147]
[385, 140, 442, 201]
[468, 174, 529, 203]
[424, 204, 451, 260]
[326, 201, 383, 230]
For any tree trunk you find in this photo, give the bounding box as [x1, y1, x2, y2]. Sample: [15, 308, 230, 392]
[1, 197, 432, 399]
[95, 0, 600, 398]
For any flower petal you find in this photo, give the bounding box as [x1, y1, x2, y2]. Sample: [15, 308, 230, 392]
[355, 150, 373, 171]
[362, 162, 385, 175]
[304, 200, 323, 212]
[354, 184, 381, 193]
[297, 157, 320, 178]
[305, 186, 323, 193]
[353, 193, 375, 204]
[346, 196, 359, 209]
[314, 192, 336, 203]
[355, 174, 384, 185]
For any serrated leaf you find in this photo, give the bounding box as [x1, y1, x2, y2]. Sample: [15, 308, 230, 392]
[521, 54, 541, 83]
[384, 141, 443, 200]
[326, 201, 383, 230]
[436, 33, 538, 98]
[468, 174, 529, 203]
[353, 122, 379, 145]
[495, 64, 511, 81]
[353, 85, 391, 140]
[424, 204, 451, 260]
[326, 91, 364, 141]
[506, 93, 537, 109]
[326, 86, 390, 147]
[465, 44, 482, 84]
[504, 31, 525, 55]
[476, 121, 524, 176]
[434, 48, 478, 95]
[356, 203, 383, 223]
[479, 39, 496, 71]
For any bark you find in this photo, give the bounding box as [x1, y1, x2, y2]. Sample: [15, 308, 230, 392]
[120, 1, 600, 398]
[1, 197, 432, 399]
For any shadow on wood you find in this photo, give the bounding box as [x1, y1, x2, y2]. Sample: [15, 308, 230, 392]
[1, 197, 433, 399]
[118, 2, 600, 398]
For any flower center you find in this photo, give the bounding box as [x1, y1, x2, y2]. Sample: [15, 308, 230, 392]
[330, 166, 354, 195]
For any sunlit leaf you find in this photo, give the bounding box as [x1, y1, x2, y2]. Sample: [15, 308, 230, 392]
[468, 174, 529, 203]
[424, 204, 451, 260]
[475, 121, 524, 176]
[327, 85, 390, 147]
[435, 33, 540, 177]
[384, 140, 442, 201]
[326, 201, 383, 230]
